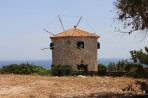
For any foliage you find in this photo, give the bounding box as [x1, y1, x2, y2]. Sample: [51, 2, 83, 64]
[128, 47, 148, 78]
[130, 47, 148, 66]
[114, 0, 148, 36]
[124, 62, 135, 72]
[128, 67, 137, 77]
[51, 64, 73, 76]
[127, 64, 146, 78]
[62, 65, 73, 75]
[98, 64, 107, 75]
[73, 70, 85, 75]
[51, 65, 62, 76]
[107, 59, 147, 78]
[116, 60, 127, 72]
[107, 47, 148, 78]
[107, 62, 116, 72]
[107, 60, 127, 72]
[0, 63, 50, 75]
[32, 66, 50, 75]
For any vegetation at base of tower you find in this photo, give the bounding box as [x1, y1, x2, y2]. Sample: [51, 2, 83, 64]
[0, 63, 50, 75]
[51, 64, 73, 76]
[51, 64, 87, 76]
[113, 0, 148, 36]
[0, 47, 147, 78]
[73, 70, 86, 75]
[98, 64, 107, 75]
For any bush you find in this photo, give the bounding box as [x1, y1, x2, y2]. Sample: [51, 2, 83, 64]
[51, 64, 63, 76]
[126, 64, 146, 78]
[63, 65, 73, 75]
[108, 60, 127, 72]
[98, 64, 107, 75]
[107, 60, 147, 78]
[73, 70, 85, 75]
[51, 64, 73, 76]
[128, 68, 137, 77]
[107, 62, 116, 72]
[116, 60, 127, 72]
[0, 63, 50, 75]
[32, 66, 50, 75]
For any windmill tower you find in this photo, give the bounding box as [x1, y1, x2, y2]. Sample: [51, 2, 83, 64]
[50, 27, 100, 72]
[42, 16, 100, 72]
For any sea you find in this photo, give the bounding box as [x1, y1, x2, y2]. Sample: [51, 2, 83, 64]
[0, 58, 127, 69]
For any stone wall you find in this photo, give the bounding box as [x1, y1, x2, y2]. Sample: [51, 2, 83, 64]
[51, 37, 98, 71]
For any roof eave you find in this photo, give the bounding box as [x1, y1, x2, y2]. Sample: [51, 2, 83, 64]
[50, 36, 100, 39]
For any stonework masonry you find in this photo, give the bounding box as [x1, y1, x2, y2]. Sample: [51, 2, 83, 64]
[51, 37, 98, 71]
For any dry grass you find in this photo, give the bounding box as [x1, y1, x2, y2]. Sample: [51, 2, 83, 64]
[0, 75, 146, 98]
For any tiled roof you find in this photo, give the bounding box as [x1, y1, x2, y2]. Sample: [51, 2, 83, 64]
[50, 27, 100, 38]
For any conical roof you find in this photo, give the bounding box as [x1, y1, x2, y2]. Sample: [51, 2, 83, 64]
[50, 27, 100, 39]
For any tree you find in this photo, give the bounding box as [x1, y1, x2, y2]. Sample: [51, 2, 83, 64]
[116, 60, 127, 72]
[98, 64, 107, 75]
[114, 0, 148, 37]
[130, 47, 148, 66]
[107, 61, 127, 72]
[108, 62, 116, 72]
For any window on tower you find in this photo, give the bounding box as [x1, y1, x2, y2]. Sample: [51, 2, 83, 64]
[77, 41, 84, 49]
[50, 43, 54, 49]
[97, 42, 100, 49]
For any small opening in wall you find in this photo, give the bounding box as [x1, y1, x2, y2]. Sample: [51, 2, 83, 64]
[50, 43, 54, 49]
[77, 41, 84, 49]
[97, 42, 100, 49]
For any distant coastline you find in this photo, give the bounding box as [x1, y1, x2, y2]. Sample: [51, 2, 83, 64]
[0, 58, 128, 69]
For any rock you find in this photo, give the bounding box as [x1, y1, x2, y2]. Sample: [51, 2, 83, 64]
[77, 75, 86, 78]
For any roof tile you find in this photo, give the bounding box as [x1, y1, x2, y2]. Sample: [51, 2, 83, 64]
[50, 28, 100, 38]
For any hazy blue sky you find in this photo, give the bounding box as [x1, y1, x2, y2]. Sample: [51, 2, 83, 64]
[0, 0, 148, 60]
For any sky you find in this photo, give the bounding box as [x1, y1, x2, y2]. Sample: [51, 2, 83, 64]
[0, 0, 148, 60]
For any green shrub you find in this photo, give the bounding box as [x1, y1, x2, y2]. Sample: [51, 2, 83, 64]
[107, 62, 116, 72]
[32, 66, 50, 75]
[51, 64, 62, 76]
[98, 64, 107, 75]
[107, 60, 147, 78]
[51, 64, 73, 76]
[108, 60, 127, 72]
[124, 62, 133, 72]
[62, 65, 73, 75]
[74, 70, 85, 75]
[128, 68, 137, 77]
[0, 63, 50, 75]
[127, 64, 146, 78]
[116, 60, 127, 72]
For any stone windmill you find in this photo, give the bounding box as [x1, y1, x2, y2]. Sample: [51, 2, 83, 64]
[42, 16, 100, 72]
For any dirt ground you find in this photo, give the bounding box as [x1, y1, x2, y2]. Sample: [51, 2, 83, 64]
[0, 75, 146, 98]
